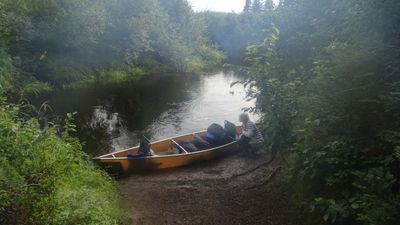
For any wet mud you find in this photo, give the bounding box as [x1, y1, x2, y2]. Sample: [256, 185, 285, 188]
[119, 152, 303, 225]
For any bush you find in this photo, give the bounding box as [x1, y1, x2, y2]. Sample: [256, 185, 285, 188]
[244, 0, 400, 224]
[0, 95, 122, 225]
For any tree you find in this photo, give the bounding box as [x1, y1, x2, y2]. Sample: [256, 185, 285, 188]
[199, 7, 273, 64]
[252, 0, 263, 12]
[243, 0, 252, 12]
[0, 0, 223, 90]
[264, 0, 274, 12]
[244, 0, 400, 224]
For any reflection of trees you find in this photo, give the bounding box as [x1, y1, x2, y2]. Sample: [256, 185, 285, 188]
[31, 73, 213, 155]
[69, 74, 201, 154]
[78, 108, 113, 156]
[121, 74, 201, 131]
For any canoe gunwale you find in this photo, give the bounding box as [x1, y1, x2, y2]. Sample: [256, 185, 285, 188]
[94, 140, 238, 161]
[92, 129, 239, 161]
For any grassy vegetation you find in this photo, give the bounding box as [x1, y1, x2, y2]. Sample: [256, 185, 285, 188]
[0, 94, 123, 224]
[65, 67, 146, 90]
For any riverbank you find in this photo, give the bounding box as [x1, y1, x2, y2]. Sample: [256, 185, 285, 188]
[119, 152, 303, 225]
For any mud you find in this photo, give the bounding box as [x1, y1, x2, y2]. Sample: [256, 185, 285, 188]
[119, 152, 303, 225]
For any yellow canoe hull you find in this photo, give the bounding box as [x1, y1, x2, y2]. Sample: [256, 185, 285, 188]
[93, 127, 241, 174]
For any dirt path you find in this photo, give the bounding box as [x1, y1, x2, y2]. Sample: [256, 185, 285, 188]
[119, 152, 303, 225]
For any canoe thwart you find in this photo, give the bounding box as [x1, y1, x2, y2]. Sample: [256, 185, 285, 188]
[171, 139, 188, 154]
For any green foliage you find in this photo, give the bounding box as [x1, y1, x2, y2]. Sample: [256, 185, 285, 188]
[21, 81, 52, 96]
[245, 0, 400, 224]
[252, 0, 263, 13]
[199, 7, 273, 64]
[244, 26, 305, 151]
[0, 95, 122, 224]
[0, 3, 20, 94]
[0, 0, 222, 91]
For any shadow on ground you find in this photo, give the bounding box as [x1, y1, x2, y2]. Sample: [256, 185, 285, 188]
[119, 152, 303, 225]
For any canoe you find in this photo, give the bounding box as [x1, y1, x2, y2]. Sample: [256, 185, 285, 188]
[93, 126, 242, 174]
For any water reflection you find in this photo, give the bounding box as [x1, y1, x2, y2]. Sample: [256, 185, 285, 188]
[33, 71, 258, 156]
[146, 72, 257, 140]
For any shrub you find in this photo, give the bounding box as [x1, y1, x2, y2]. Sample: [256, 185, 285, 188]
[0, 95, 122, 225]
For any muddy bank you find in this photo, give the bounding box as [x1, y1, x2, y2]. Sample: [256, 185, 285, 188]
[119, 152, 303, 225]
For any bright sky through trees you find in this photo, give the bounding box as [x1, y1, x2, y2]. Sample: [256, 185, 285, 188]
[189, 0, 279, 12]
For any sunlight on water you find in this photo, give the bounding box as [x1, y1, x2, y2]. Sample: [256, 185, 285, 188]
[33, 71, 258, 155]
[146, 72, 258, 140]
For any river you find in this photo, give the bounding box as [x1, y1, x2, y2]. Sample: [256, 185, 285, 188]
[31, 71, 258, 156]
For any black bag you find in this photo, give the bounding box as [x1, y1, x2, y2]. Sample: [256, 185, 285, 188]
[206, 123, 232, 145]
[193, 134, 212, 150]
[177, 141, 198, 152]
[224, 120, 237, 139]
[206, 123, 225, 143]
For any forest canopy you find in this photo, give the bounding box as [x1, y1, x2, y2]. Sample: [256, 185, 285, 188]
[199, 0, 274, 63]
[0, 0, 223, 92]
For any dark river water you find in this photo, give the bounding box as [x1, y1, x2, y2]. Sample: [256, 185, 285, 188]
[31, 71, 258, 156]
